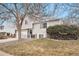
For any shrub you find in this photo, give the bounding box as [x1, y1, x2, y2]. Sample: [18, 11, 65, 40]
[47, 25, 79, 40]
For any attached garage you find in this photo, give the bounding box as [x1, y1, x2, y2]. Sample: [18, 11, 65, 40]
[16, 29, 32, 39]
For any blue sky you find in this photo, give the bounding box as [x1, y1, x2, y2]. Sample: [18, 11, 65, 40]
[45, 4, 70, 18]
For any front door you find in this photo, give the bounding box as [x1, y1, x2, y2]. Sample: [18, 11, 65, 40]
[27, 29, 32, 38]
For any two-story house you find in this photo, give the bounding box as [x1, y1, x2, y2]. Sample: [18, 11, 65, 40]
[16, 16, 63, 39]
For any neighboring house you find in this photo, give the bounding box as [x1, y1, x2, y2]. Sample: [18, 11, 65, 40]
[16, 16, 63, 39]
[0, 25, 15, 38]
[0, 25, 8, 38]
[0, 25, 5, 32]
[63, 18, 78, 26]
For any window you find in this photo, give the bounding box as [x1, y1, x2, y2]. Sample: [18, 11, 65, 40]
[32, 24, 34, 29]
[30, 30, 32, 34]
[0, 26, 4, 30]
[31, 34, 36, 38]
[27, 29, 32, 38]
[39, 34, 43, 38]
[40, 23, 47, 28]
[25, 20, 27, 24]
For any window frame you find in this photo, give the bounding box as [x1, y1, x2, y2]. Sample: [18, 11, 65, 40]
[25, 20, 27, 24]
[40, 22, 47, 28]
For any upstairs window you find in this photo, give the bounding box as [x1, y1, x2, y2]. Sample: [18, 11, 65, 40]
[40, 23, 47, 28]
[25, 20, 27, 24]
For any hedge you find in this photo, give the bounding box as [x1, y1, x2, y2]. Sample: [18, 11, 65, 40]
[47, 25, 79, 40]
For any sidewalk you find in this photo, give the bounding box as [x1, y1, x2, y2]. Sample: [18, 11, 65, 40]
[0, 51, 12, 56]
[0, 38, 17, 56]
[0, 38, 18, 43]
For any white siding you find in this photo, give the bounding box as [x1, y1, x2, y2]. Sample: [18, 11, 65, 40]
[21, 30, 28, 39]
[32, 23, 47, 39]
[22, 16, 33, 29]
[16, 30, 29, 39]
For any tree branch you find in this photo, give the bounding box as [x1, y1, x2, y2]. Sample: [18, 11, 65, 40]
[0, 4, 16, 18]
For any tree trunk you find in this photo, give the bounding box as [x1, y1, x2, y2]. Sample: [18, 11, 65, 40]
[17, 26, 21, 40]
[16, 9, 22, 40]
[16, 19, 22, 40]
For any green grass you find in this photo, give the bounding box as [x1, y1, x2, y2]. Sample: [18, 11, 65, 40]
[0, 39, 79, 56]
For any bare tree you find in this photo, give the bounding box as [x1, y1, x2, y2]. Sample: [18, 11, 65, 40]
[65, 4, 79, 25]
[0, 3, 48, 40]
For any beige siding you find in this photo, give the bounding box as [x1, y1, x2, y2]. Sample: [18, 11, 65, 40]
[47, 20, 63, 27]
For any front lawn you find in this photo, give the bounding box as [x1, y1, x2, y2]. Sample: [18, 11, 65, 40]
[0, 39, 79, 56]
